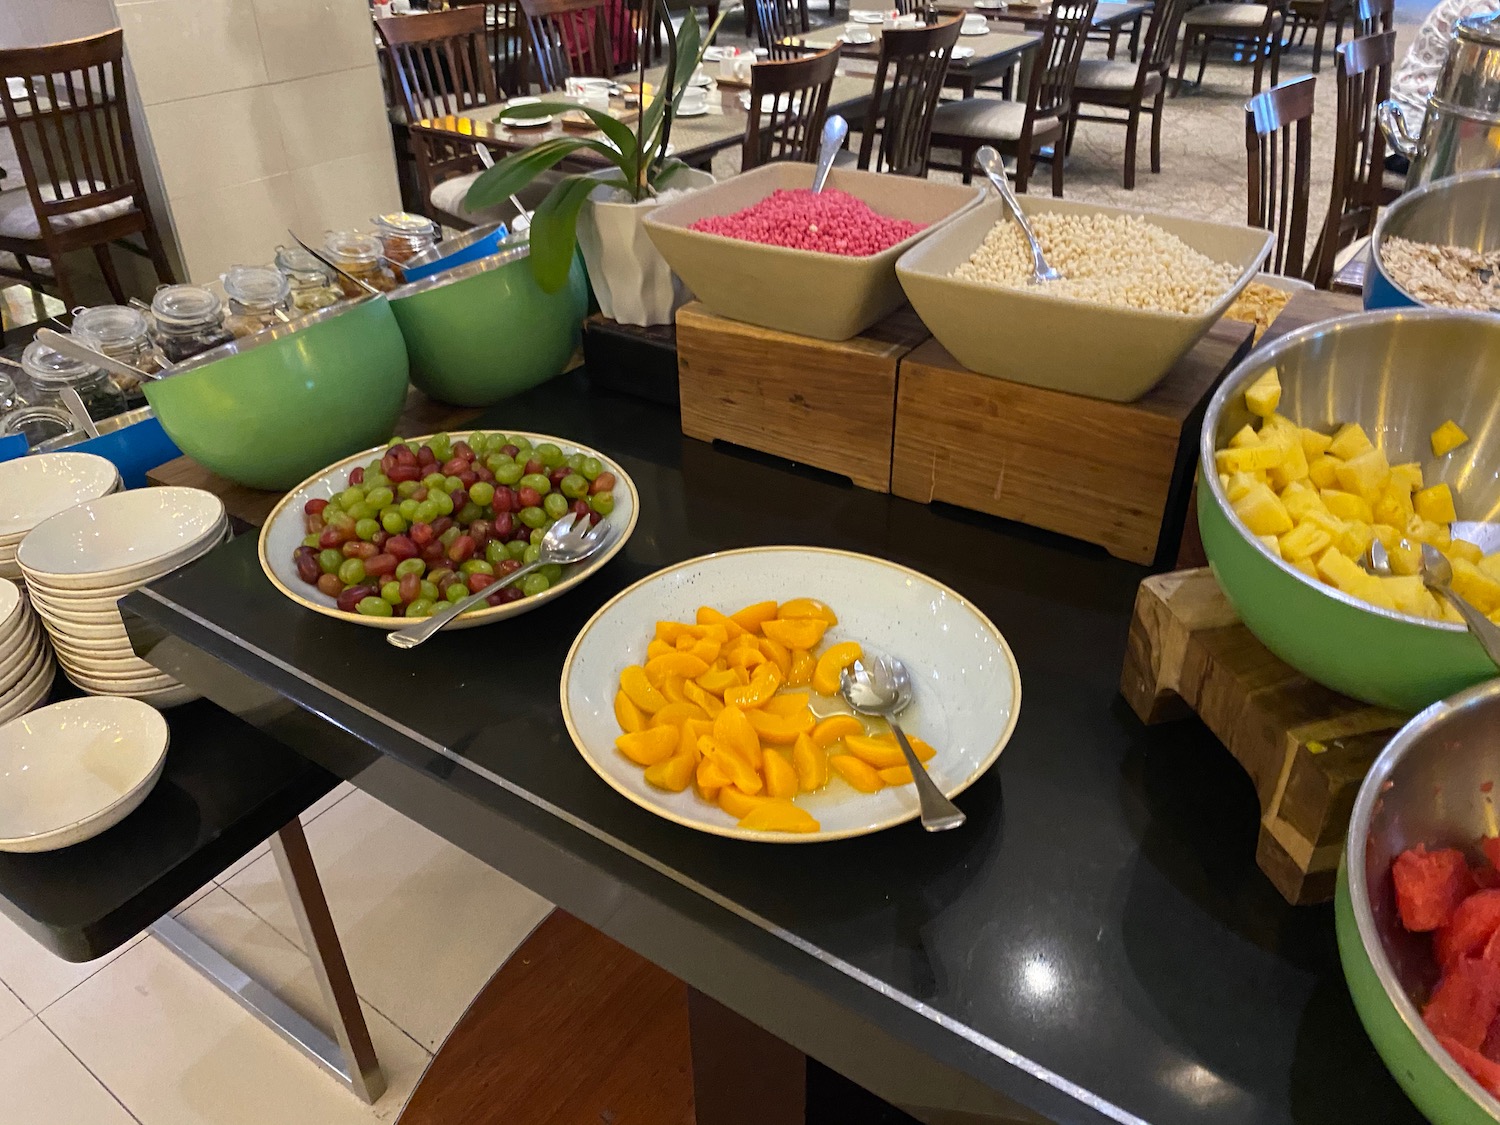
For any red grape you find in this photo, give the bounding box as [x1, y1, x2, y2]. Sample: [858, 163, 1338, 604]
[415, 445, 435, 466]
[492, 512, 513, 538]
[491, 486, 514, 513]
[305, 514, 325, 535]
[336, 585, 375, 613]
[447, 535, 476, 563]
[452, 440, 474, 461]
[386, 535, 418, 560]
[429, 568, 456, 590]
[524, 458, 544, 476]
[493, 586, 523, 605]
[441, 457, 467, 476]
[304, 498, 329, 516]
[474, 465, 494, 484]
[412, 486, 428, 501]
[457, 470, 477, 488]
[588, 511, 602, 526]
[518, 486, 541, 508]
[510, 526, 530, 542]
[398, 573, 421, 602]
[571, 499, 591, 520]
[549, 467, 570, 487]
[500, 444, 519, 458]
[422, 543, 445, 564]
[431, 517, 453, 537]
[350, 467, 364, 485]
[496, 558, 522, 576]
[317, 573, 343, 597]
[318, 527, 349, 549]
[381, 452, 400, 476]
[343, 540, 378, 560]
[409, 522, 434, 547]
[294, 549, 320, 584]
[468, 572, 495, 594]
[449, 488, 468, 511]
[469, 520, 491, 547]
[365, 553, 398, 577]
[591, 472, 615, 494]
[388, 464, 421, 483]
[371, 530, 388, 549]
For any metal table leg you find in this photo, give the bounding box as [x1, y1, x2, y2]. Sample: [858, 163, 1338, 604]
[150, 818, 387, 1104]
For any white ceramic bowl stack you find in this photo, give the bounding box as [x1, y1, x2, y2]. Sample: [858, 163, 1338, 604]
[0, 452, 122, 580]
[16, 487, 227, 708]
[0, 577, 54, 723]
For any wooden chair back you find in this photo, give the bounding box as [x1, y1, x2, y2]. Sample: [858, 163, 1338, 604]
[1027, 0, 1098, 122]
[743, 46, 841, 169]
[753, 0, 810, 58]
[857, 16, 963, 176]
[1244, 75, 1316, 278]
[0, 30, 148, 241]
[1142, 0, 1191, 77]
[378, 7, 499, 120]
[1310, 30, 1397, 286]
[605, 0, 648, 74]
[446, 0, 528, 96]
[1354, 0, 1393, 36]
[519, 0, 616, 89]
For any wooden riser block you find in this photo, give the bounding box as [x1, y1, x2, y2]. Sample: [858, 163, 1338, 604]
[891, 319, 1253, 565]
[1121, 568, 1409, 905]
[675, 302, 931, 493]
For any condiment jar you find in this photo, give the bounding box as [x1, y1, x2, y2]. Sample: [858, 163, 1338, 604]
[371, 212, 439, 273]
[151, 284, 234, 364]
[275, 245, 344, 314]
[71, 304, 165, 407]
[323, 230, 398, 295]
[0, 371, 70, 449]
[221, 265, 293, 338]
[20, 338, 127, 426]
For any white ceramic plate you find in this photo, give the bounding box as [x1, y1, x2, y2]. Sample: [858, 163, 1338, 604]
[0, 696, 168, 852]
[961, 23, 990, 35]
[975, 0, 1007, 9]
[676, 104, 709, 117]
[0, 452, 120, 539]
[850, 10, 887, 21]
[18, 488, 225, 585]
[259, 431, 639, 631]
[561, 547, 1021, 843]
[952, 45, 976, 58]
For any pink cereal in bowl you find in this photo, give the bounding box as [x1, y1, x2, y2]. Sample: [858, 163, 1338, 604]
[688, 188, 925, 256]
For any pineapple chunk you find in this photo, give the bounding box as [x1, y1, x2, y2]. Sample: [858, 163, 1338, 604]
[1388, 539, 1423, 576]
[1224, 471, 1261, 503]
[1449, 538, 1484, 565]
[1267, 433, 1310, 489]
[1308, 454, 1342, 489]
[1280, 520, 1333, 560]
[1354, 574, 1398, 611]
[1244, 369, 1282, 416]
[1291, 556, 1320, 580]
[1316, 546, 1370, 593]
[1431, 419, 1469, 457]
[1300, 427, 1334, 460]
[1335, 447, 1392, 502]
[1414, 482, 1458, 525]
[1281, 480, 1328, 521]
[1321, 488, 1374, 523]
[1215, 444, 1284, 474]
[1405, 515, 1452, 550]
[1329, 422, 1375, 460]
[1233, 482, 1294, 536]
[1228, 423, 1261, 449]
[1389, 462, 1425, 493]
[1451, 558, 1500, 614]
[1381, 575, 1432, 617]
[1373, 480, 1416, 528]
[1258, 534, 1284, 557]
[1338, 519, 1377, 561]
[1480, 553, 1500, 583]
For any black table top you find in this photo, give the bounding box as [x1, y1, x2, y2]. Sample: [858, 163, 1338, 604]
[123, 370, 1420, 1125]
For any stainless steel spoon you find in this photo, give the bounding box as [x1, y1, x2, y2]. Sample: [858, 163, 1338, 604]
[840, 651, 965, 832]
[387, 513, 616, 649]
[976, 145, 1061, 284]
[59, 387, 100, 438]
[36, 328, 163, 383]
[1420, 543, 1500, 667]
[812, 114, 849, 194]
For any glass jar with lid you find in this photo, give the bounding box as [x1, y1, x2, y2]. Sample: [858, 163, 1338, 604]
[371, 212, 439, 273]
[71, 304, 165, 408]
[19, 338, 127, 427]
[274, 245, 344, 314]
[221, 265, 293, 338]
[150, 284, 234, 364]
[323, 230, 398, 295]
[0, 371, 68, 450]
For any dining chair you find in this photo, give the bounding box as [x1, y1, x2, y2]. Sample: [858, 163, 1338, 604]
[1067, 0, 1190, 188]
[1244, 74, 1315, 279]
[1284, 0, 1351, 72]
[855, 16, 964, 177]
[929, 0, 1098, 195]
[1176, 0, 1289, 96]
[447, 0, 528, 95]
[1307, 30, 1398, 287]
[1353, 0, 1393, 36]
[378, 7, 508, 228]
[753, 0, 811, 59]
[0, 30, 174, 310]
[519, 0, 617, 89]
[742, 46, 841, 169]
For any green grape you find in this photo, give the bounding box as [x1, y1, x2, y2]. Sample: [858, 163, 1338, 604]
[485, 454, 513, 475]
[506, 540, 528, 560]
[355, 517, 381, 541]
[302, 533, 320, 548]
[495, 462, 524, 486]
[460, 559, 493, 576]
[566, 452, 586, 471]
[338, 486, 365, 508]
[485, 540, 507, 565]
[365, 487, 394, 510]
[560, 473, 589, 500]
[396, 481, 420, 499]
[419, 580, 440, 601]
[381, 581, 403, 604]
[346, 502, 374, 522]
[520, 572, 550, 597]
[406, 598, 436, 618]
[534, 442, 564, 468]
[318, 549, 343, 574]
[399, 498, 420, 521]
[363, 473, 389, 492]
[522, 544, 541, 565]
[381, 511, 407, 534]
[422, 472, 447, 490]
[543, 492, 569, 519]
[339, 558, 367, 585]
[413, 500, 441, 525]
[443, 475, 463, 493]
[429, 433, 453, 461]
[469, 481, 495, 507]
[529, 526, 546, 545]
[467, 432, 487, 453]
[590, 492, 615, 516]
[579, 456, 603, 482]
[539, 563, 563, 582]
[439, 525, 462, 547]
[519, 472, 551, 495]
[456, 501, 483, 524]
[432, 491, 455, 517]
[357, 597, 393, 617]
[517, 506, 547, 529]
[509, 435, 532, 452]
[445, 583, 468, 603]
[395, 558, 426, 578]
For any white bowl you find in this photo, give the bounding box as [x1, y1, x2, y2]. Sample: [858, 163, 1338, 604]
[0, 578, 20, 633]
[117, 680, 198, 708]
[0, 618, 42, 684]
[561, 547, 1022, 842]
[258, 432, 639, 632]
[18, 488, 225, 584]
[28, 599, 126, 629]
[0, 696, 168, 852]
[0, 452, 120, 540]
[0, 653, 55, 724]
[29, 615, 124, 643]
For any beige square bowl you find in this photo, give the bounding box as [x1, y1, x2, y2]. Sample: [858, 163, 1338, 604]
[642, 163, 985, 341]
[895, 196, 1274, 401]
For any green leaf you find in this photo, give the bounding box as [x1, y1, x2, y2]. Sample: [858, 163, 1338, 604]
[577, 107, 640, 163]
[491, 100, 574, 120]
[528, 174, 600, 293]
[462, 137, 622, 213]
[670, 14, 700, 104]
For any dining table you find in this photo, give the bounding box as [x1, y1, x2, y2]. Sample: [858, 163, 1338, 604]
[796, 23, 1041, 97]
[120, 295, 1426, 1125]
[930, 0, 1154, 58]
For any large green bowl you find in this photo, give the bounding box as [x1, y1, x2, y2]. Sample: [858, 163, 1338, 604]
[388, 238, 587, 407]
[143, 295, 409, 491]
[1198, 308, 1500, 712]
[1338, 679, 1500, 1125]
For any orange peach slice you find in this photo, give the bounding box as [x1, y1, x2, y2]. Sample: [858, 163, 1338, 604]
[737, 800, 819, 834]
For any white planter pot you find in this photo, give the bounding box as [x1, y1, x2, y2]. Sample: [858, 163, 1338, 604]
[576, 166, 715, 327]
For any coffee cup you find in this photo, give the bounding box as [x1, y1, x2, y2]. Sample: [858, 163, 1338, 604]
[565, 76, 611, 98]
[962, 13, 988, 32]
[844, 21, 874, 42]
[679, 86, 707, 113]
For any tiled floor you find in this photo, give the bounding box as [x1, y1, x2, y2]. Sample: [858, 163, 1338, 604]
[0, 783, 553, 1125]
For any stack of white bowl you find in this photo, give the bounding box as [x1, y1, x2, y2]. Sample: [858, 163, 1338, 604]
[16, 487, 227, 708]
[0, 452, 122, 581]
[0, 577, 54, 723]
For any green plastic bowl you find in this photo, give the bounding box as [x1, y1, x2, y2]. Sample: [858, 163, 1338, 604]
[388, 238, 588, 407]
[1338, 679, 1500, 1125]
[1198, 308, 1500, 712]
[143, 295, 409, 491]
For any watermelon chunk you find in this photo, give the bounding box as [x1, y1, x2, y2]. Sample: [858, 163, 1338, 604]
[1395, 845, 1477, 931]
[1438, 891, 1500, 970]
[1425, 957, 1500, 1050]
[1483, 836, 1500, 876]
[1438, 1035, 1500, 1101]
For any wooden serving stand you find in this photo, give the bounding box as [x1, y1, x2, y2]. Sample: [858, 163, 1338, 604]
[1122, 568, 1408, 905]
[892, 318, 1254, 566]
[675, 302, 931, 493]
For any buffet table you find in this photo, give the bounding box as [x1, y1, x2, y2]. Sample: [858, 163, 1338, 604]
[121, 329, 1424, 1125]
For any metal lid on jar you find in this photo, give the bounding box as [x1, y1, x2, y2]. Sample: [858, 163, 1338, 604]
[151, 284, 224, 329]
[71, 304, 150, 348]
[372, 212, 438, 238]
[323, 230, 383, 265]
[20, 340, 97, 387]
[222, 265, 291, 309]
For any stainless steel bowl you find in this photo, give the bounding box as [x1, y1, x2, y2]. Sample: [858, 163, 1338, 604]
[1366, 169, 1500, 310]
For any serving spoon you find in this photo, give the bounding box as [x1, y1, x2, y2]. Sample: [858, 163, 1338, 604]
[1366, 539, 1500, 667]
[36, 328, 163, 383]
[840, 651, 965, 832]
[812, 114, 849, 194]
[976, 145, 1061, 285]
